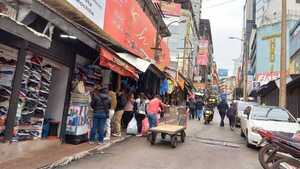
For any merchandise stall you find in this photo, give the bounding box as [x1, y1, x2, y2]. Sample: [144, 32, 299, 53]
[0, 43, 18, 141]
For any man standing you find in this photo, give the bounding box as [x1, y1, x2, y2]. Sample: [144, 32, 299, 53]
[195, 97, 204, 121]
[105, 85, 117, 141]
[112, 89, 127, 137]
[90, 86, 111, 145]
[217, 99, 229, 127]
[147, 95, 169, 128]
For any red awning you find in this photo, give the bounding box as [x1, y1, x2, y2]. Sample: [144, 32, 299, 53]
[99, 48, 139, 80]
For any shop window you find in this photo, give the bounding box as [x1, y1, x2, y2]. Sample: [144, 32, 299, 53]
[14, 52, 53, 141]
[0, 43, 18, 141]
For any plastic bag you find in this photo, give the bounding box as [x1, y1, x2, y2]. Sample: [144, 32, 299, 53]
[142, 117, 149, 136]
[126, 116, 138, 135]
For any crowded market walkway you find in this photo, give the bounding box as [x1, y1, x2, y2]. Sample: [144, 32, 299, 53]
[62, 113, 261, 169]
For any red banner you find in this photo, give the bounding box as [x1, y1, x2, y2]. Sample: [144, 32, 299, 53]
[197, 40, 209, 66]
[104, 0, 156, 60]
[99, 48, 139, 79]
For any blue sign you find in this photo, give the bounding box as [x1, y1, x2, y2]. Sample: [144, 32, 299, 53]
[218, 69, 228, 78]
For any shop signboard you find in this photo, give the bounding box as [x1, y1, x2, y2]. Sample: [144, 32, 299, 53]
[256, 72, 280, 85]
[104, 0, 157, 59]
[152, 0, 182, 16]
[197, 40, 209, 66]
[218, 69, 228, 79]
[65, 0, 106, 29]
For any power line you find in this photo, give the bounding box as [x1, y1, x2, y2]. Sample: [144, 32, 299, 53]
[204, 0, 239, 9]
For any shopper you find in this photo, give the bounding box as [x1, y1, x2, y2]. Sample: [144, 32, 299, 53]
[122, 93, 135, 129]
[112, 89, 127, 137]
[104, 85, 117, 141]
[217, 99, 229, 127]
[187, 98, 196, 119]
[147, 95, 169, 128]
[227, 103, 237, 131]
[135, 93, 148, 136]
[89, 85, 111, 145]
[195, 97, 204, 121]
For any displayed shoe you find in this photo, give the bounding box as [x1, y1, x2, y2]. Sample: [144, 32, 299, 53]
[30, 130, 40, 137]
[104, 137, 110, 141]
[28, 79, 40, 85]
[41, 81, 50, 88]
[0, 85, 11, 97]
[34, 108, 45, 118]
[31, 64, 42, 73]
[31, 56, 43, 65]
[39, 91, 49, 99]
[21, 108, 35, 115]
[37, 102, 47, 108]
[40, 85, 50, 93]
[31, 72, 41, 81]
[0, 57, 7, 64]
[27, 92, 39, 100]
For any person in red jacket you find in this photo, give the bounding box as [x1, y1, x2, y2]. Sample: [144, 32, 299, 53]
[147, 95, 169, 128]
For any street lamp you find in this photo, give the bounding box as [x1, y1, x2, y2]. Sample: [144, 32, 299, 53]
[229, 36, 248, 101]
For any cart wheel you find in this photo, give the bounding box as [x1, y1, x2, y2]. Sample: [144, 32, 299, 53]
[161, 133, 166, 140]
[171, 135, 177, 148]
[180, 130, 186, 143]
[150, 132, 157, 145]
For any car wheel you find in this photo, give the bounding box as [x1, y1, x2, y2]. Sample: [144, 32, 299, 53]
[240, 129, 245, 137]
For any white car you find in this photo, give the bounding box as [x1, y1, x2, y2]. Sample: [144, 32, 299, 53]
[240, 105, 300, 147]
[234, 100, 258, 127]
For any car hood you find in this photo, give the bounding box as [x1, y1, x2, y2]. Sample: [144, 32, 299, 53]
[250, 120, 300, 133]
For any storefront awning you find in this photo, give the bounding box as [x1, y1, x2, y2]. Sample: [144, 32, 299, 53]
[117, 53, 152, 73]
[0, 14, 51, 49]
[100, 48, 139, 80]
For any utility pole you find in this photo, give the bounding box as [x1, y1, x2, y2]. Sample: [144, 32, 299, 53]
[243, 36, 249, 101]
[279, 0, 287, 107]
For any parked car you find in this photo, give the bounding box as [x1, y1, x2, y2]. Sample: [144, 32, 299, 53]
[234, 100, 258, 127]
[240, 105, 300, 147]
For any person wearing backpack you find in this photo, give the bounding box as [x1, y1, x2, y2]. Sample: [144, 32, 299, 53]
[134, 93, 148, 136]
[89, 85, 111, 145]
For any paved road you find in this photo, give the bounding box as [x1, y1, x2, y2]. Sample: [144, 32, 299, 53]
[63, 114, 262, 169]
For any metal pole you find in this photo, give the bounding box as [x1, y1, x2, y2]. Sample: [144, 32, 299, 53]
[279, 0, 287, 107]
[243, 37, 248, 101]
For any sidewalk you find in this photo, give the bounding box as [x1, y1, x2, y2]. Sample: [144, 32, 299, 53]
[0, 135, 129, 169]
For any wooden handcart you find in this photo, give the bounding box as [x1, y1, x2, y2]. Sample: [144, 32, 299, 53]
[149, 124, 186, 148]
[148, 106, 187, 148]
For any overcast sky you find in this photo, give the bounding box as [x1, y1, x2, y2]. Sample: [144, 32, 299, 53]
[202, 0, 245, 75]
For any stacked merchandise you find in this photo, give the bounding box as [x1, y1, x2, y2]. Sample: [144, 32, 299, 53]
[0, 57, 16, 140]
[14, 54, 52, 141]
[65, 64, 102, 144]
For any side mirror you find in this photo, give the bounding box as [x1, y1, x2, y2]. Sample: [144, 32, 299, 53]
[297, 118, 300, 123]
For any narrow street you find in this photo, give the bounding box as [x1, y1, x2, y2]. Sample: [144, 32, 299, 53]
[62, 113, 261, 169]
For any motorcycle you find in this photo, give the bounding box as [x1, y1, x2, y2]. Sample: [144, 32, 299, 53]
[203, 106, 214, 124]
[257, 129, 300, 169]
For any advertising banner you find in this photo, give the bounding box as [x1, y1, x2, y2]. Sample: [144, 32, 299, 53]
[256, 72, 280, 85]
[152, 1, 181, 16]
[197, 40, 209, 65]
[65, 0, 106, 29]
[104, 0, 157, 59]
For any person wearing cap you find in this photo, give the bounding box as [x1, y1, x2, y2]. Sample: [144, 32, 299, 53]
[89, 85, 111, 145]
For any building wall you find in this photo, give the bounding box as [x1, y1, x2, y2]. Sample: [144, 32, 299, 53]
[255, 21, 297, 74]
[256, 0, 300, 28]
[289, 22, 300, 74]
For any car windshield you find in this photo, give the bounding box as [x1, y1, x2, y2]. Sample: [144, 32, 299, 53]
[237, 102, 256, 112]
[251, 107, 296, 122]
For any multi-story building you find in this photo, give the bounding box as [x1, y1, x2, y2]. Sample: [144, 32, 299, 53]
[155, 0, 201, 80]
[247, 0, 300, 87]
